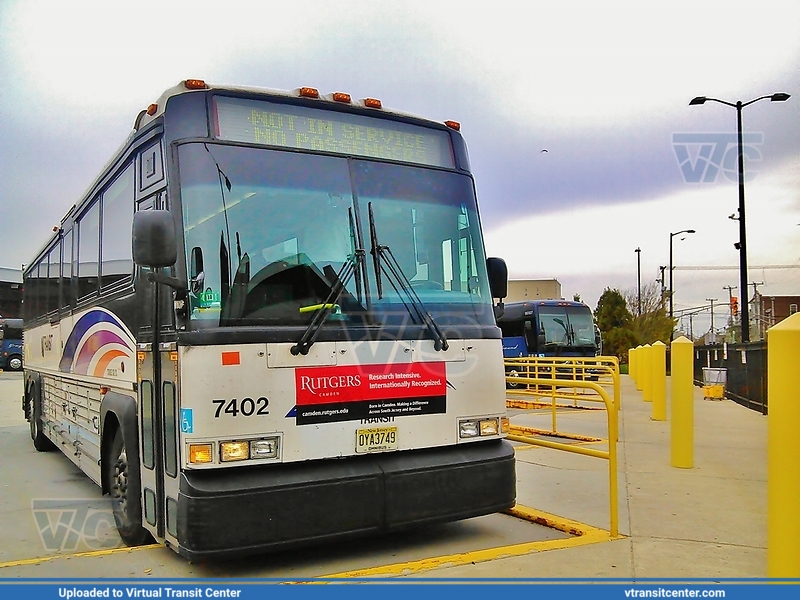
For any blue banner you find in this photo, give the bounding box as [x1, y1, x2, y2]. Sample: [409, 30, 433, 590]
[1, 581, 800, 600]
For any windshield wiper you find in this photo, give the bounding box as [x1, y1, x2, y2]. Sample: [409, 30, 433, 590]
[290, 247, 366, 356]
[368, 202, 448, 352]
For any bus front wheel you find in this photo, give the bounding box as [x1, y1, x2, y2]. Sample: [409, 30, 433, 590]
[28, 383, 55, 452]
[107, 428, 151, 547]
[506, 369, 520, 389]
[8, 355, 22, 371]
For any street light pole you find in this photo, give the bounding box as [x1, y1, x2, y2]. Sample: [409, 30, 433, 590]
[635, 247, 641, 315]
[669, 229, 696, 336]
[690, 92, 791, 342]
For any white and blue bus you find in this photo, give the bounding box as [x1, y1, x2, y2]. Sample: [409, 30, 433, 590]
[22, 80, 515, 559]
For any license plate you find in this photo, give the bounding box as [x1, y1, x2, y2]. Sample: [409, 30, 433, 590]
[356, 426, 398, 454]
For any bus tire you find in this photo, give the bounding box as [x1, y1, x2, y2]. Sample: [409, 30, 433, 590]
[107, 427, 151, 547]
[8, 355, 23, 371]
[28, 382, 55, 452]
[506, 369, 520, 389]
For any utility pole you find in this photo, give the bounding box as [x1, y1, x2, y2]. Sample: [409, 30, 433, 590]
[707, 298, 718, 343]
[657, 266, 667, 311]
[750, 282, 764, 340]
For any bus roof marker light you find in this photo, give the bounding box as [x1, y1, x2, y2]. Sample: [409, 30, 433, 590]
[363, 97, 382, 109]
[332, 92, 351, 103]
[146, 104, 158, 116]
[299, 87, 320, 99]
[184, 79, 208, 90]
[445, 120, 461, 131]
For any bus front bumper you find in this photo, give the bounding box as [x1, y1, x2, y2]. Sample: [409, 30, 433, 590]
[176, 439, 516, 560]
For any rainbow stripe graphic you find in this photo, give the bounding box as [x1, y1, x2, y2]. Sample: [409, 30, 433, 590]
[59, 308, 135, 377]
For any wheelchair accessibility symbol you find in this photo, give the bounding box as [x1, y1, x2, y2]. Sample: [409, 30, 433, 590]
[180, 408, 193, 434]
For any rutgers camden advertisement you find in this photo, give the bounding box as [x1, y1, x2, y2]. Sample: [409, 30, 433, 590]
[294, 362, 448, 425]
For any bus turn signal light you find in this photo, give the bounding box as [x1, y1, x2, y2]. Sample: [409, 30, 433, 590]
[189, 443, 213, 464]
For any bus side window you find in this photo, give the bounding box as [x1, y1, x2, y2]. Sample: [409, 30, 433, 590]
[45, 242, 61, 316]
[101, 164, 134, 290]
[77, 199, 100, 301]
[523, 320, 538, 353]
[61, 229, 73, 310]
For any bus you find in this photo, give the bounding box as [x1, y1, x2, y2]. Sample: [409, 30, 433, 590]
[22, 79, 515, 559]
[497, 300, 601, 359]
[0, 317, 23, 371]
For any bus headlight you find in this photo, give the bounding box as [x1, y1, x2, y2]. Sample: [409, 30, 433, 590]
[459, 419, 480, 438]
[459, 417, 500, 439]
[479, 418, 499, 436]
[250, 437, 280, 459]
[220, 440, 249, 462]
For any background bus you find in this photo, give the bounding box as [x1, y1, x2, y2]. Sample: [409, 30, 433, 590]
[22, 79, 515, 559]
[0, 317, 23, 371]
[497, 300, 601, 359]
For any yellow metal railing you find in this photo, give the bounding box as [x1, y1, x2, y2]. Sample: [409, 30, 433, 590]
[505, 373, 620, 538]
[504, 356, 620, 410]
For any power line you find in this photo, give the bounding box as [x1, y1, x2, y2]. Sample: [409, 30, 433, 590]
[674, 265, 800, 271]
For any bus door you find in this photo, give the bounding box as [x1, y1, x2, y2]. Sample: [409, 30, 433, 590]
[137, 340, 180, 545]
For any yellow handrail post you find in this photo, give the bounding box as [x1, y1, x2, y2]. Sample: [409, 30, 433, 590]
[767, 314, 800, 577]
[651, 341, 666, 421]
[670, 336, 693, 469]
[641, 344, 652, 402]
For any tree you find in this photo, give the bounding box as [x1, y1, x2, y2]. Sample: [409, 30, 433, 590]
[595, 288, 637, 361]
[622, 281, 675, 345]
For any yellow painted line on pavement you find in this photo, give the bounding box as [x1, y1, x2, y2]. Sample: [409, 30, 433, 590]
[322, 505, 623, 579]
[0, 543, 163, 570]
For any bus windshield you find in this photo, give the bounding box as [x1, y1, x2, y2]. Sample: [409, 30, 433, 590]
[178, 143, 493, 328]
[538, 305, 596, 348]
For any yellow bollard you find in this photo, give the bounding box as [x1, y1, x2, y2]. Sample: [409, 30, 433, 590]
[767, 314, 800, 577]
[641, 344, 652, 402]
[670, 336, 693, 469]
[634, 345, 643, 390]
[651, 341, 666, 420]
[630, 346, 637, 386]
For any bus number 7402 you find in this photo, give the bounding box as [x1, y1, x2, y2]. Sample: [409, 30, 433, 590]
[212, 397, 270, 418]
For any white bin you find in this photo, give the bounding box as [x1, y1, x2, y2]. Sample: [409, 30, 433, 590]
[702, 367, 726, 386]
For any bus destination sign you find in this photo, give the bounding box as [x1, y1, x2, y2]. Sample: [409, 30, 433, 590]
[214, 96, 455, 168]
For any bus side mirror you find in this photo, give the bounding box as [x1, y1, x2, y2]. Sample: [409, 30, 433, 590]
[486, 257, 508, 302]
[133, 210, 177, 268]
[190, 247, 205, 294]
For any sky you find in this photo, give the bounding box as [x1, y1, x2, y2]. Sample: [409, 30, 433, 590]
[1, 0, 798, 338]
